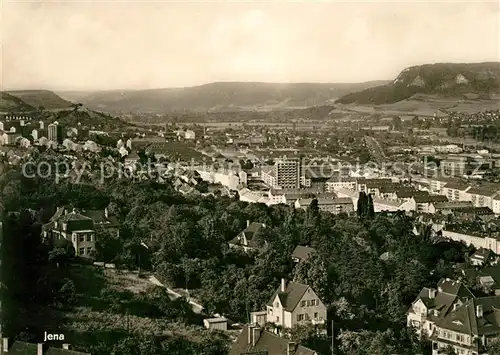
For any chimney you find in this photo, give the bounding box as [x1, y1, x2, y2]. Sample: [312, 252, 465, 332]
[247, 325, 254, 345]
[3, 338, 8, 352]
[281, 278, 286, 292]
[476, 304, 483, 318]
[428, 288, 437, 299]
[62, 344, 70, 350]
[287, 342, 296, 355]
[37, 343, 43, 355]
[247, 220, 250, 228]
[252, 327, 261, 347]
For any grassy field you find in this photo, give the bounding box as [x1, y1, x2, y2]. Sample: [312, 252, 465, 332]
[12, 264, 213, 353]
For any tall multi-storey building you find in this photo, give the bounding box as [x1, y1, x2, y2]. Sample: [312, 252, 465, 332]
[275, 159, 300, 189]
[47, 122, 63, 144]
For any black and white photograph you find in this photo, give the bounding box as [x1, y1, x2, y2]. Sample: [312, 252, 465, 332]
[0, 0, 499, 354]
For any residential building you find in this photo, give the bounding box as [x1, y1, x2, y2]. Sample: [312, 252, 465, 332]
[411, 195, 448, 213]
[228, 221, 266, 252]
[184, 130, 195, 140]
[124, 151, 140, 166]
[228, 325, 317, 355]
[276, 159, 301, 189]
[407, 278, 475, 338]
[463, 266, 500, 296]
[1, 339, 90, 354]
[261, 166, 278, 189]
[291, 246, 316, 263]
[442, 226, 500, 254]
[468, 187, 500, 210]
[294, 198, 354, 215]
[429, 201, 474, 215]
[324, 177, 356, 192]
[494, 195, 500, 215]
[441, 182, 472, 202]
[432, 297, 500, 355]
[42, 209, 96, 258]
[356, 178, 393, 194]
[262, 279, 326, 330]
[81, 207, 120, 237]
[47, 122, 63, 144]
[469, 248, 494, 267]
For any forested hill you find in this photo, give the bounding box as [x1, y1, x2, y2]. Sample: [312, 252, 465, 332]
[336, 62, 500, 105]
[1, 90, 73, 112]
[57, 81, 389, 113]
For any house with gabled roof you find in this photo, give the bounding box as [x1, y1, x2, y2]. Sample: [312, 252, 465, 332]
[431, 296, 500, 355]
[411, 194, 448, 213]
[229, 325, 317, 355]
[291, 246, 316, 264]
[42, 209, 95, 258]
[228, 220, 266, 252]
[258, 278, 326, 331]
[407, 278, 475, 338]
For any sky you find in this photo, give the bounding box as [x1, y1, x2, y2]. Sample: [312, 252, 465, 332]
[1, 0, 499, 91]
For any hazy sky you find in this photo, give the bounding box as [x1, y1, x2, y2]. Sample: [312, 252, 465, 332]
[2, 0, 499, 90]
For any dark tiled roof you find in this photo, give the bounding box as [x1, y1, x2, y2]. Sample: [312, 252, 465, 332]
[432, 201, 473, 210]
[413, 195, 448, 203]
[266, 281, 310, 312]
[7, 341, 38, 354]
[454, 207, 494, 215]
[468, 186, 499, 197]
[396, 190, 428, 199]
[229, 326, 316, 355]
[229, 222, 266, 248]
[45, 348, 90, 355]
[436, 296, 500, 335]
[291, 246, 316, 261]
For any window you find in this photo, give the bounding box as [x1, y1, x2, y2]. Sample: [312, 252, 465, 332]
[276, 316, 279, 322]
[78, 235, 85, 243]
[275, 302, 279, 308]
[86, 247, 92, 255]
[87, 235, 93, 242]
[297, 314, 304, 321]
[304, 314, 309, 320]
[306, 300, 311, 306]
[301, 301, 306, 307]
[314, 312, 318, 319]
[79, 247, 85, 255]
[268, 309, 272, 314]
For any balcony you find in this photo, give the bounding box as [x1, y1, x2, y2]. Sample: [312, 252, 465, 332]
[311, 319, 325, 325]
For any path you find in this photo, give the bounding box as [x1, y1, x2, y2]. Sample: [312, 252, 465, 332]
[148, 275, 204, 314]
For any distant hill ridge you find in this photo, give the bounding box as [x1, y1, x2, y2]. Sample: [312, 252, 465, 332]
[58, 81, 389, 113]
[1, 90, 73, 113]
[335, 62, 500, 105]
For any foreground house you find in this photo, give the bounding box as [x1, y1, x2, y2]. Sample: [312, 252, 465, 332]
[1, 338, 89, 354]
[432, 297, 500, 355]
[228, 220, 266, 252]
[42, 209, 96, 258]
[407, 278, 475, 338]
[229, 325, 317, 355]
[251, 278, 326, 331]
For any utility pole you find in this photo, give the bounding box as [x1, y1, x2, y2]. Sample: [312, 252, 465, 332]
[331, 319, 335, 355]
